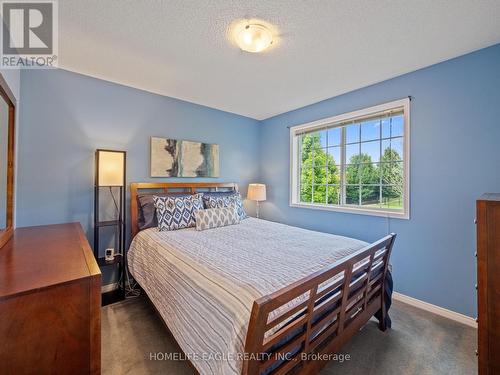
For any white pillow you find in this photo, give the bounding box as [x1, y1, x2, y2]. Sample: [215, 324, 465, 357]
[194, 206, 240, 231]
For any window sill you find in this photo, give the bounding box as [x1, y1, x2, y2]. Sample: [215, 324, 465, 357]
[289, 202, 409, 219]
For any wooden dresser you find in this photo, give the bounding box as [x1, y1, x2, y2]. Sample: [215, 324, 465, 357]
[477, 194, 500, 375]
[0, 223, 101, 375]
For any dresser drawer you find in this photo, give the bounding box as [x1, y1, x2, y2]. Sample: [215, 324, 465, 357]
[0, 223, 101, 375]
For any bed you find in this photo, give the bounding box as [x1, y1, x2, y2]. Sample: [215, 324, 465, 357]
[128, 182, 395, 375]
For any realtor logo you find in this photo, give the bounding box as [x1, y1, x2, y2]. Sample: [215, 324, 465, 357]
[1, 0, 58, 68]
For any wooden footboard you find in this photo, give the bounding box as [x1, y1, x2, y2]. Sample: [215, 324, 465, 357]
[243, 234, 396, 375]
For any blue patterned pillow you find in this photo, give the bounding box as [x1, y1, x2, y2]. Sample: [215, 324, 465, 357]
[153, 194, 204, 231]
[202, 192, 247, 220]
[137, 193, 191, 230]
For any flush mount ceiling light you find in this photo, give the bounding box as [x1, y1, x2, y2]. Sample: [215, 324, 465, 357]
[235, 23, 274, 53]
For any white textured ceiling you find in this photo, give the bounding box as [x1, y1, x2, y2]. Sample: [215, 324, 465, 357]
[59, 0, 500, 120]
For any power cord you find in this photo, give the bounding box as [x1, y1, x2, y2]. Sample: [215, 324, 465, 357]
[113, 259, 141, 299]
[107, 187, 141, 299]
[109, 186, 119, 213]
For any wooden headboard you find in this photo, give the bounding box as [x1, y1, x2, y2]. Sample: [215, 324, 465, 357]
[130, 182, 238, 238]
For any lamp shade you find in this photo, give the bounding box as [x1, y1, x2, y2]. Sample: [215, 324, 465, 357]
[247, 183, 266, 201]
[96, 150, 125, 187]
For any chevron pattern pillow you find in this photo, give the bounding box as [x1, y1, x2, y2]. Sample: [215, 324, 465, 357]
[153, 194, 204, 231]
[194, 207, 240, 231]
[202, 193, 247, 220]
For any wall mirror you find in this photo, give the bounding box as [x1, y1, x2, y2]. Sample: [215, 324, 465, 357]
[0, 75, 15, 248]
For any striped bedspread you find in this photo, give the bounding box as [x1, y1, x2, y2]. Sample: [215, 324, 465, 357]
[128, 218, 368, 375]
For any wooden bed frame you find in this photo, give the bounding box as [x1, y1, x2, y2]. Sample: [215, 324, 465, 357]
[130, 182, 396, 375]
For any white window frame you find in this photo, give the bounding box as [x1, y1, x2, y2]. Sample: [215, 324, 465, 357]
[289, 98, 410, 219]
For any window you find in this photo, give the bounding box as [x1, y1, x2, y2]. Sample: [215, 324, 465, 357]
[290, 98, 410, 219]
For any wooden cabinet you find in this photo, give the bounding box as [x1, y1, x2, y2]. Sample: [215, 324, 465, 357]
[0, 223, 101, 375]
[477, 194, 500, 375]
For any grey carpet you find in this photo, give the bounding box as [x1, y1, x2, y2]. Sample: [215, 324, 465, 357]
[102, 296, 477, 375]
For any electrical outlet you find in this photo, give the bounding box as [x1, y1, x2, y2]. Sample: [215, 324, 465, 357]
[104, 248, 115, 261]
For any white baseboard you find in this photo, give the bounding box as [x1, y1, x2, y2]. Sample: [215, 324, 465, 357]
[392, 292, 477, 328]
[101, 283, 118, 294]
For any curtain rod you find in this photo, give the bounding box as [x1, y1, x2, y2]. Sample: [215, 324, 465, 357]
[286, 96, 413, 129]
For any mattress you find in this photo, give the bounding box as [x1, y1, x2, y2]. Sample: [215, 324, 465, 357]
[128, 218, 369, 375]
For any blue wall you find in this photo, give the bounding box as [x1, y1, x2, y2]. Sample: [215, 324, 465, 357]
[17, 45, 500, 315]
[259, 44, 500, 318]
[17, 69, 261, 282]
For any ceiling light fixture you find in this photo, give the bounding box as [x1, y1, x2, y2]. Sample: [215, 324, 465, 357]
[235, 23, 273, 53]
